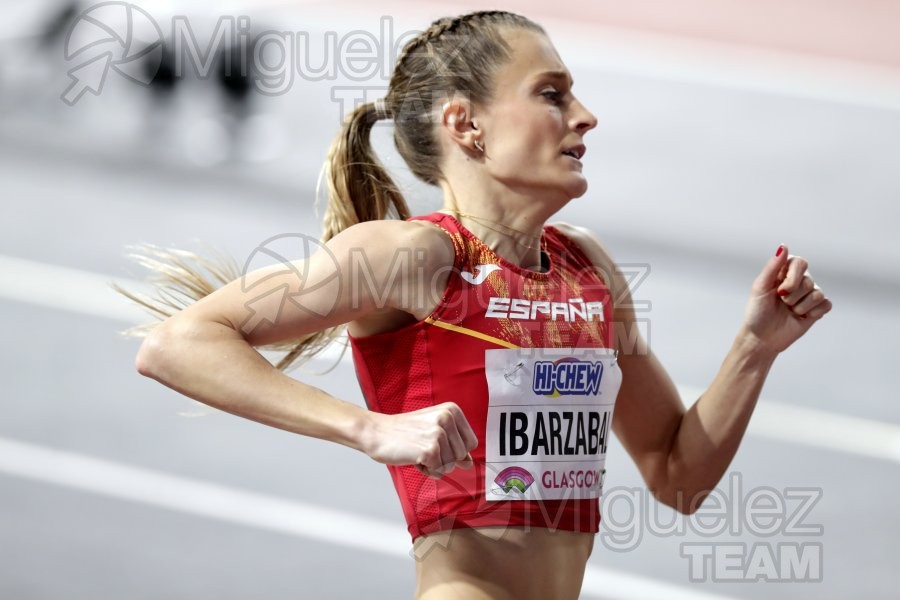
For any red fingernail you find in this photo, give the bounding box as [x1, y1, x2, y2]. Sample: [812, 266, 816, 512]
[775, 245, 784, 257]
[778, 289, 789, 296]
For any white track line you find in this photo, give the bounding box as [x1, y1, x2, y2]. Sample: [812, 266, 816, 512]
[676, 384, 900, 465]
[0, 254, 149, 324]
[0, 436, 407, 557]
[0, 436, 736, 600]
[3, 252, 900, 467]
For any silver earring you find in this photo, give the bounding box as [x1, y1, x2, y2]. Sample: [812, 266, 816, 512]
[474, 139, 484, 153]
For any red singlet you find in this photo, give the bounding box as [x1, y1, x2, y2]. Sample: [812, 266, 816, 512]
[349, 212, 620, 541]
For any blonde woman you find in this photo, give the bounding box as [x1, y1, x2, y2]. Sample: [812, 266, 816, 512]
[124, 10, 832, 599]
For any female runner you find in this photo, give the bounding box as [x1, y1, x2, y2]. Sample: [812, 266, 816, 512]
[126, 10, 833, 600]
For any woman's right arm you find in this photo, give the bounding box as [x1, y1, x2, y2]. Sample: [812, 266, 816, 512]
[134, 220, 478, 474]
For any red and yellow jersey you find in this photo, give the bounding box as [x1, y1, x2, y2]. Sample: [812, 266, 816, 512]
[348, 212, 621, 541]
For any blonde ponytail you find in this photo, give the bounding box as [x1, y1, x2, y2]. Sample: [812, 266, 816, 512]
[321, 100, 410, 242]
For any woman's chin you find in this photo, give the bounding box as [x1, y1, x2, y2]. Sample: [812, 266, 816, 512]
[565, 177, 589, 199]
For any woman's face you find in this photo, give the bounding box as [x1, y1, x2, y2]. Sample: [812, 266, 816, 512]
[476, 28, 598, 203]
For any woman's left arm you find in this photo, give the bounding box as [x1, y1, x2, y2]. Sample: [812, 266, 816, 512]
[554, 224, 833, 513]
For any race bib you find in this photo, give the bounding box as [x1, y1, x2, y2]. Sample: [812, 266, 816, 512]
[484, 347, 621, 502]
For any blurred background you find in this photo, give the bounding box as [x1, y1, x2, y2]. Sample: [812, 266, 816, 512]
[1, 0, 898, 598]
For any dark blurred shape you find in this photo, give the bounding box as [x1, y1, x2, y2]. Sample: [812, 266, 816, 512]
[142, 40, 179, 98]
[213, 32, 263, 162]
[136, 38, 181, 156]
[38, 1, 81, 50]
[215, 35, 258, 117]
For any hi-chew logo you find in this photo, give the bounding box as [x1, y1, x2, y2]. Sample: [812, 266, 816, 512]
[533, 357, 604, 397]
[493, 466, 535, 495]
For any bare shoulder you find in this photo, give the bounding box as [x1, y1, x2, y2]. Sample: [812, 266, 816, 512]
[330, 219, 454, 270]
[328, 219, 456, 332]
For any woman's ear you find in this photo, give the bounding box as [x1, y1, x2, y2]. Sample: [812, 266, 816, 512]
[441, 100, 480, 153]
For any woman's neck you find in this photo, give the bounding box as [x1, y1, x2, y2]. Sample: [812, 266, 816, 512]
[437, 180, 562, 270]
[438, 207, 547, 270]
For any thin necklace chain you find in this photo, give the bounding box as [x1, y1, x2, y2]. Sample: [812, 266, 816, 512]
[449, 210, 544, 252]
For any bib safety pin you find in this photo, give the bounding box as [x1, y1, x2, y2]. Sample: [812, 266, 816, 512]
[504, 360, 525, 384]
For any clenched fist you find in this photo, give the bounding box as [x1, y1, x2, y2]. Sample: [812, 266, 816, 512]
[741, 244, 833, 356]
[362, 402, 479, 478]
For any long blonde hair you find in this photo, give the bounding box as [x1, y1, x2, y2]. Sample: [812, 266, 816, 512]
[115, 11, 545, 372]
